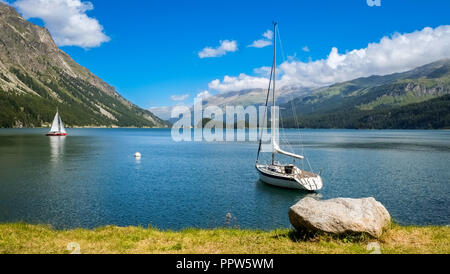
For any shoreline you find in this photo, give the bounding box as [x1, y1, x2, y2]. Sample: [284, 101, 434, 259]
[0, 223, 448, 254]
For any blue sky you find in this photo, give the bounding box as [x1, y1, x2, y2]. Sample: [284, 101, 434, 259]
[6, 0, 450, 110]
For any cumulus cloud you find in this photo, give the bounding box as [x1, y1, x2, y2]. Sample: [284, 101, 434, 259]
[209, 25, 450, 92]
[263, 30, 273, 40]
[195, 90, 211, 100]
[208, 74, 270, 93]
[253, 66, 272, 77]
[14, 0, 110, 48]
[248, 40, 272, 48]
[248, 29, 273, 48]
[302, 46, 310, 52]
[198, 40, 237, 58]
[170, 93, 189, 101]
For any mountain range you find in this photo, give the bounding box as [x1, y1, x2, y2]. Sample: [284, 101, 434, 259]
[280, 59, 450, 129]
[0, 3, 167, 128]
[161, 59, 450, 129]
[150, 85, 311, 122]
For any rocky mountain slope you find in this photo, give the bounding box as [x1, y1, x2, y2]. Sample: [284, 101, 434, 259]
[0, 3, 167, 128]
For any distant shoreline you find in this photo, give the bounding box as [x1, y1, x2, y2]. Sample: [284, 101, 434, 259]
[1, 126, 170, 129]
[1, 127, 449, 130]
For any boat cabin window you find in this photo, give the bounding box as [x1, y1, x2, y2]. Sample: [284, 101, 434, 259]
[285, 165, 294, 174]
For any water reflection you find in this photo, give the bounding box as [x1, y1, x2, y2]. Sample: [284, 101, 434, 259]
[49, 136, 66, 163]
[255, 180, 323, 201]
[134, 156, 141, 171]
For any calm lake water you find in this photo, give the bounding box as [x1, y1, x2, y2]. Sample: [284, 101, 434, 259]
[0, 128, 449, 230]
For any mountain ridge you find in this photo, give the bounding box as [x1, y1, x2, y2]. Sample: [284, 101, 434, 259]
[157, 60, 450, 129]
[0, 3, 167, 128]
[280, 59, 450, 129]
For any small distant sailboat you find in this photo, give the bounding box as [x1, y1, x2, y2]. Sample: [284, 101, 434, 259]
[46, 109, 67, 136]
[255, 22, 323, 191]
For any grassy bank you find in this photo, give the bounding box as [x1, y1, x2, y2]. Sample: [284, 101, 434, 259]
[0, 223, 448, 254]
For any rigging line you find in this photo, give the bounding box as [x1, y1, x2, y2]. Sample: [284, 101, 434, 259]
[271, 22, 277, 166]
[277, 26, 316, 174]
[277, 26, 287, 63]
[288, 87, 308, 172]
[306, 155, 313, 173]
[256, 53, 275, 164]
[275, 25, 295, 159]
[281, 30, 312, 173]
[290, 94, 306, 166]
[279, 107, 295, 163]
[290, 92, 306, 170]
[289, 86, 312, 172]
[279, 25, 305, 167]
[290, 90, 312, 172]
[279, 25, 312, 172]
[280, 121, 296, 165]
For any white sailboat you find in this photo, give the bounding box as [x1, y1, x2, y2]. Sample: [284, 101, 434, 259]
[47, 109, 67, 136]
[255, 22, 323, 191]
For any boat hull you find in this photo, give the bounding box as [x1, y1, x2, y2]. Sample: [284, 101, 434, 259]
[258, 170, 303, 189]
[256, 164, 322, 191]
[46, 133, 67, 136]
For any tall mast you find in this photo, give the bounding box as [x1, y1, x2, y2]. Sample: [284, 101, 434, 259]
[255, 23, 275, 165]
[272, 22, 277, 165]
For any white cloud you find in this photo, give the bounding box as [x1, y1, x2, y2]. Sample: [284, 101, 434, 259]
[208, 74, 270, 93]
[14, 0, 110, 48]
[263, 30, 273, 40]
[209, 25, 450, 92]
[248, 39, 272, 48]
[302, 46, 310, 52]
[195, 90, 211, 100]
[253, 66, 272, 77]
[248, 29, 273, 48]
[170, 93, 189, 101]
[198, 40, 237, 58]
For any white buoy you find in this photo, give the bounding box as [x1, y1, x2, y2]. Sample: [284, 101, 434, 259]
[134, 152, 141, 158]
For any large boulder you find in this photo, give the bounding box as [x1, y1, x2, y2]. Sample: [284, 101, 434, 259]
[289, 197, 391, 238]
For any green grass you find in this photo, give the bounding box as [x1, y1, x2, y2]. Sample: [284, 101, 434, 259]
[0, 223, 448, 254]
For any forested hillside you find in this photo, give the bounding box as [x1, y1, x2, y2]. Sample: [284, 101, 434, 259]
[0, 3, 167, 128]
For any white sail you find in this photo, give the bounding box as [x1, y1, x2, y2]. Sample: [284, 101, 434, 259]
[49, 112, 60, 132]
[273, 141, 304, 160]
[58, 115, 66, 134]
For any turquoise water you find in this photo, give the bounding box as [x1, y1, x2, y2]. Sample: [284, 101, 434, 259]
[0, 128, 449, 229]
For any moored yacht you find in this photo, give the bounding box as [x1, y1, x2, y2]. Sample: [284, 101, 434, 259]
[255, 22, 323, 191]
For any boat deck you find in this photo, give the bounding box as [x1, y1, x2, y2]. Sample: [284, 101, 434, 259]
[257, 164, 318, 179]
[295, 170, 318, 179]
